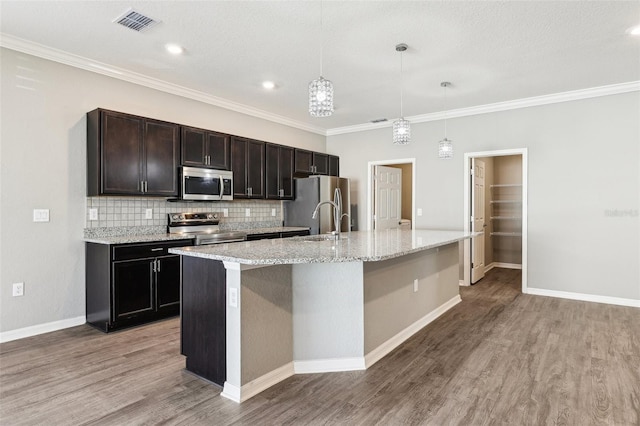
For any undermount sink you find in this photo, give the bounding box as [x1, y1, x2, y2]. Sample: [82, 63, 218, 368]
[300, 234, 348, 242]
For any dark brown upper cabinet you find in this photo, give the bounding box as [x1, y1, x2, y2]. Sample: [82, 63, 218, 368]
[87, 109, 179, 196]
[231, 136, 265, 199]
[181, 126, 230, 170]
[328, 155, 340, 177]
[294, 149, 338, 177]
[265, 144, 294, 200]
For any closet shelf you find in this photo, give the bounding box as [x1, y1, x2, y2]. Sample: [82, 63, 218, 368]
[490, 216, 522, 220]
[490, 184, 522, 188]
[490, 232, 522, 237]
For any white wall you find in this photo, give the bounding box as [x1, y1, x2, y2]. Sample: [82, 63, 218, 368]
[0, 47, 325, 334]
[328, 92, 640, 301]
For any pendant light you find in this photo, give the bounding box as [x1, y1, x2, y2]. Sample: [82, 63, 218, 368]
[392, 43, 410, 145]
[308, 0, 334, 117]
[438, 81, 453, 159]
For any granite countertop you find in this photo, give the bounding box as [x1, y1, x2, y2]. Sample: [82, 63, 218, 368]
[84, 233, 196, 245]
[168, 229, 472, 265]
[246, 226, 310, 235]
[84, 226, 310, 245]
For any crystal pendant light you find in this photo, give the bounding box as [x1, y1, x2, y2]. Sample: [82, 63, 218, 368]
[438, 82, 454, 159]
[393, 44, 410, 145]
[309, 0, 334, 117]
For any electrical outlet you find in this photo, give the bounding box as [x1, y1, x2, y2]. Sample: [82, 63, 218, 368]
[223, 208, 229, 217]
[229, 288, 238, 308]
[245, 208, 251, 217]
[33, 209, 50, 222]
[417, 208, 423, 217]
[413, 279, 419, 293]
[13, 282, 24, 297]
[89, 208, 98, 221]
[145, 208, 153, 219]
[271, 208, 276, 217]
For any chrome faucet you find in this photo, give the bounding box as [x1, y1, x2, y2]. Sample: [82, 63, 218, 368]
[311, 187, 343, 240]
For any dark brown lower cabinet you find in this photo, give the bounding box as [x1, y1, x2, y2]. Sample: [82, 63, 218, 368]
[86, 239, 191, 332]
[180, 256, 227, 386]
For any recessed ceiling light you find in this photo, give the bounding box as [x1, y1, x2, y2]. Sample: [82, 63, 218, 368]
[262, 81, 276, 90]
[165, 44, 184, 55]
[627, 25, 640, 36]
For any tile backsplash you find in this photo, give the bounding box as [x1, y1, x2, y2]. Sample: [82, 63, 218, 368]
[85, 197, 283, 229]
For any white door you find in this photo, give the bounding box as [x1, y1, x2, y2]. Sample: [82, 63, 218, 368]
[471, 159, 486, 283]
[374, 165, 402, 230]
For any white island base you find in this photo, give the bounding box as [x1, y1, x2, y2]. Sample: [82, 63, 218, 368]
[219, 242, 460, 403]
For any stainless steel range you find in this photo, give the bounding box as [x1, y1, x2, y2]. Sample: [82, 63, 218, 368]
[167, 212, 246, 245]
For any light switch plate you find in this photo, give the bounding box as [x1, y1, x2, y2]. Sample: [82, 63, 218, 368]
[229, 288, 238, 308]
[13, 282, 24, 297]
[271, 208, 276, 217]
[245, 208, 251, 217]
[223, 208, 228, 217]
[33, 209, 50, 222]
[89, 208, 98, 221]
[145, 208, 153, 219]
[417, 208, 423, 217]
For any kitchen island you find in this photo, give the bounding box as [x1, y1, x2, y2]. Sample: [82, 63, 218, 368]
[170, 229, 471, 402]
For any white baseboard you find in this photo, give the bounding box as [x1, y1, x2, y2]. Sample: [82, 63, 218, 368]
[485, 262, 522, 273]
[221, 362, 294, 403]
[0, 316, 86, 344]
[364, 295, 462, 368]
[294, 357, 366, 374]
[527, 288, 640, 308]
[459, 279, 468, 286]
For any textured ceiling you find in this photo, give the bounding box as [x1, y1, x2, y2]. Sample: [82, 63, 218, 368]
[1, 1, 639, 131]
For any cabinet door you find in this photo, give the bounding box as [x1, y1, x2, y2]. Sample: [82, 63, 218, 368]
[247, 140, 265, 198]
[181, 127, 207, 167]
[294, 149, 313, 175]
[156, 255, 181, 311]
[328, 155, 340, 177]
[265, 143, 280, 199]
[101, 111, 144, 194]
[112, 259, 155, 321]
[144, 120, 179, 196]
[313, 152, 329, 175]
[231, 137, 248, 198]
[279, 146, 294, 199]
[207, 132, 231, 170]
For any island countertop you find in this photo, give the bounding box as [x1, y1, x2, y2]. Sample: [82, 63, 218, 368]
[169, 229, 471, 264]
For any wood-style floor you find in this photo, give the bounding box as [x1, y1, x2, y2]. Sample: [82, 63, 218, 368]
[1, 268, 639, 425]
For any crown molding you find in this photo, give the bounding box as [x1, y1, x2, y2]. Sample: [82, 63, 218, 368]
[327, 80, 640, 136]
[2, 33, 637, 139]
[0, 33, 327, 136]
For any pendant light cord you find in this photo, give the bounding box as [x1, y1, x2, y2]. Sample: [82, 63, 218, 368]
[319, 0, 324, 77]
[444, 84, 448, 138]
[400, 49, 404, 118]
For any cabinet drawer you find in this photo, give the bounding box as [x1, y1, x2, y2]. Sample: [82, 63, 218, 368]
[112, 240, 192, 261]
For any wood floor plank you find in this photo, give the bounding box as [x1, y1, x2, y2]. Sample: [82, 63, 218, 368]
[1, 268, 639, 425]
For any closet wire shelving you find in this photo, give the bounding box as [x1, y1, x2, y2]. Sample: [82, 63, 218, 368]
[489, 184, 522, 237]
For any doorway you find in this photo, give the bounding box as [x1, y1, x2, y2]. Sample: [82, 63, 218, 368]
[463, 149, 528, 293]
[367, 159, 416, 230]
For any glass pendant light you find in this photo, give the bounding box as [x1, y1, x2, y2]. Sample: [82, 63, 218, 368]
[393, 43, 410, 145]
[309, 0, 334, 117]
[438, 81, 453, 159]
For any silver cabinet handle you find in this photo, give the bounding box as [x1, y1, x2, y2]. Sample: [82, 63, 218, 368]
[151, 248, 163, 251]
[219, 177, 224, 200]
[156, 259, 161, 272]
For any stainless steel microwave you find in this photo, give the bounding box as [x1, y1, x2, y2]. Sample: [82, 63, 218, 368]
[181, 167, 233, 201]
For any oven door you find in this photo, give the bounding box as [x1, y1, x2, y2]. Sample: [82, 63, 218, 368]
[181, 167, 233, 201]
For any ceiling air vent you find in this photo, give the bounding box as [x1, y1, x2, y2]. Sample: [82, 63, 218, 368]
[113, 8, 160, 32]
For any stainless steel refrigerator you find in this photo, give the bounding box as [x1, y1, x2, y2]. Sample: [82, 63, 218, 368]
[284, 176, 350, 235]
